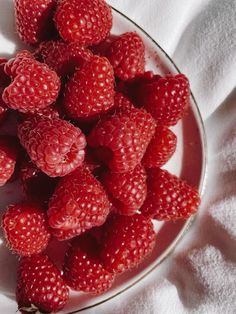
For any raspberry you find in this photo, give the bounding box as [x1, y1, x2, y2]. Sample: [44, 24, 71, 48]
[140, 168, 200, 220]
[16, 255, 69, 313]
[142, 126, 177, 168]
[15, 0, 56, 44]
[135, 74, 190, 126]
[0, 136, 18, 186]
[48, 167, 111, 239]
[64, 55, 115, 119]
[36, 40, 92, 76]
[101, 214, 155, 273]
[19, 104, 60, 121]
[3, 55, 61, 113]
[107, 32, 145, 81]
[4, 50, 34, 77]
[88, 108, 156, 173]
[18, 117, 86, 177]
[102, 164, 147, 216]
[0, 58, 10, 123]
[54, 0, 112, 46]
[2, 202, 51, 256]
[91, 35, 117, 56]
[64, 234, 115, 294]
[19, 159, 58, 207]
[113, 92, 134, 113]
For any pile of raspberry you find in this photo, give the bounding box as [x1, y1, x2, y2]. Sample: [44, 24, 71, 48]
[0, 0, 201, 313]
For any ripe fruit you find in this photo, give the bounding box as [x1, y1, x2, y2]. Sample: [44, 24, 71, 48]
[141, 168, 200, 220]
[16, 254, 69, 313]
[3, 55, 61, 113]
[2, 203, 51, 256]
[0, 136, 18, 186]
[48, 167, 111, 240]
[15, 0, 56, 44]
[54, 0, 112, 46]
[19, 159, 58, 206]
[64, 55, 115, 119]
[102, 164, 147, 215]
[18, 117, 86, 177]
[107, 32, 145, 81]
[142, 126, 177, 168]
[0, 58, 10, 124]
[64, 234, 115, 294]
[113, 92, 134, 113]
[36, 40, 92, 76]
[134, 74, 190, 126]
[101, 214, 155, 273]
[88, 108, 156, 173]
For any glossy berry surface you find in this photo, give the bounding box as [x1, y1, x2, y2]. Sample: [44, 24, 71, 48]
[54, 0, 112, 46]
[48, 167, 111, 240]
[141, 168, 200, 220]
[142, 126, 177, 168]
[88, 108, 156, 173]
[16, 254, 69, 313]
[64, 55, 115, 119]
[2, 202, 51, 256]
[101, 214, 156, 273]
[3, 55, 61, 113]
[102, 164, 147, 215]
[107, 32, 145, 81]
[135, 74, 190, 126]
[64, 234, 115, 294]
[15, 0, 56, 44]
[18, 117, 86, 177]
[0, 136, 18, 186]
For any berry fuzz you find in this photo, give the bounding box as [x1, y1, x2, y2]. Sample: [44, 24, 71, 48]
[18, 117, 86, 177]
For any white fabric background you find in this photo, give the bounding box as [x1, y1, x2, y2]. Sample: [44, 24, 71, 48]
[87, 1, 236, 313]
[0, 0, 236, 313]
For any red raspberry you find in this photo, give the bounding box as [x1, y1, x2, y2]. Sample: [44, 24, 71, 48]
[16, 255, 69, 313]
[36, 40, 92, 76]
[54, 0, 112, 46]
[91, 35, 118, 56]
[142, 126, 177, 168]
[141, 168, 200, 220]
[2, 202, 51, 256]
[64, 234, 115, 294]
[88, 108, 156, 173]
[101, 214, 155, 273]
[19, 104, 60, 121]
[19, 159, 58, 207]
[3, 56, 61, 113]
[18, 117, 86, 177]
[113, 92, 134, 113]
[135, 74, 190, 126]
[15, 0, 56, 44]
[0, 136, 18, 186]
[4, 50, 34, 77]
[0, 58, 10, 123]
[48, 167, 111, 239]
[107, 32, 145, 81]
[64, 55, 115, 119]
[102, 164, 147, 216]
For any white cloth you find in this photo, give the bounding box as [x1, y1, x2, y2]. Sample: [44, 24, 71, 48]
[0, 0, 236, 313]
[88, 1, 236, 313]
